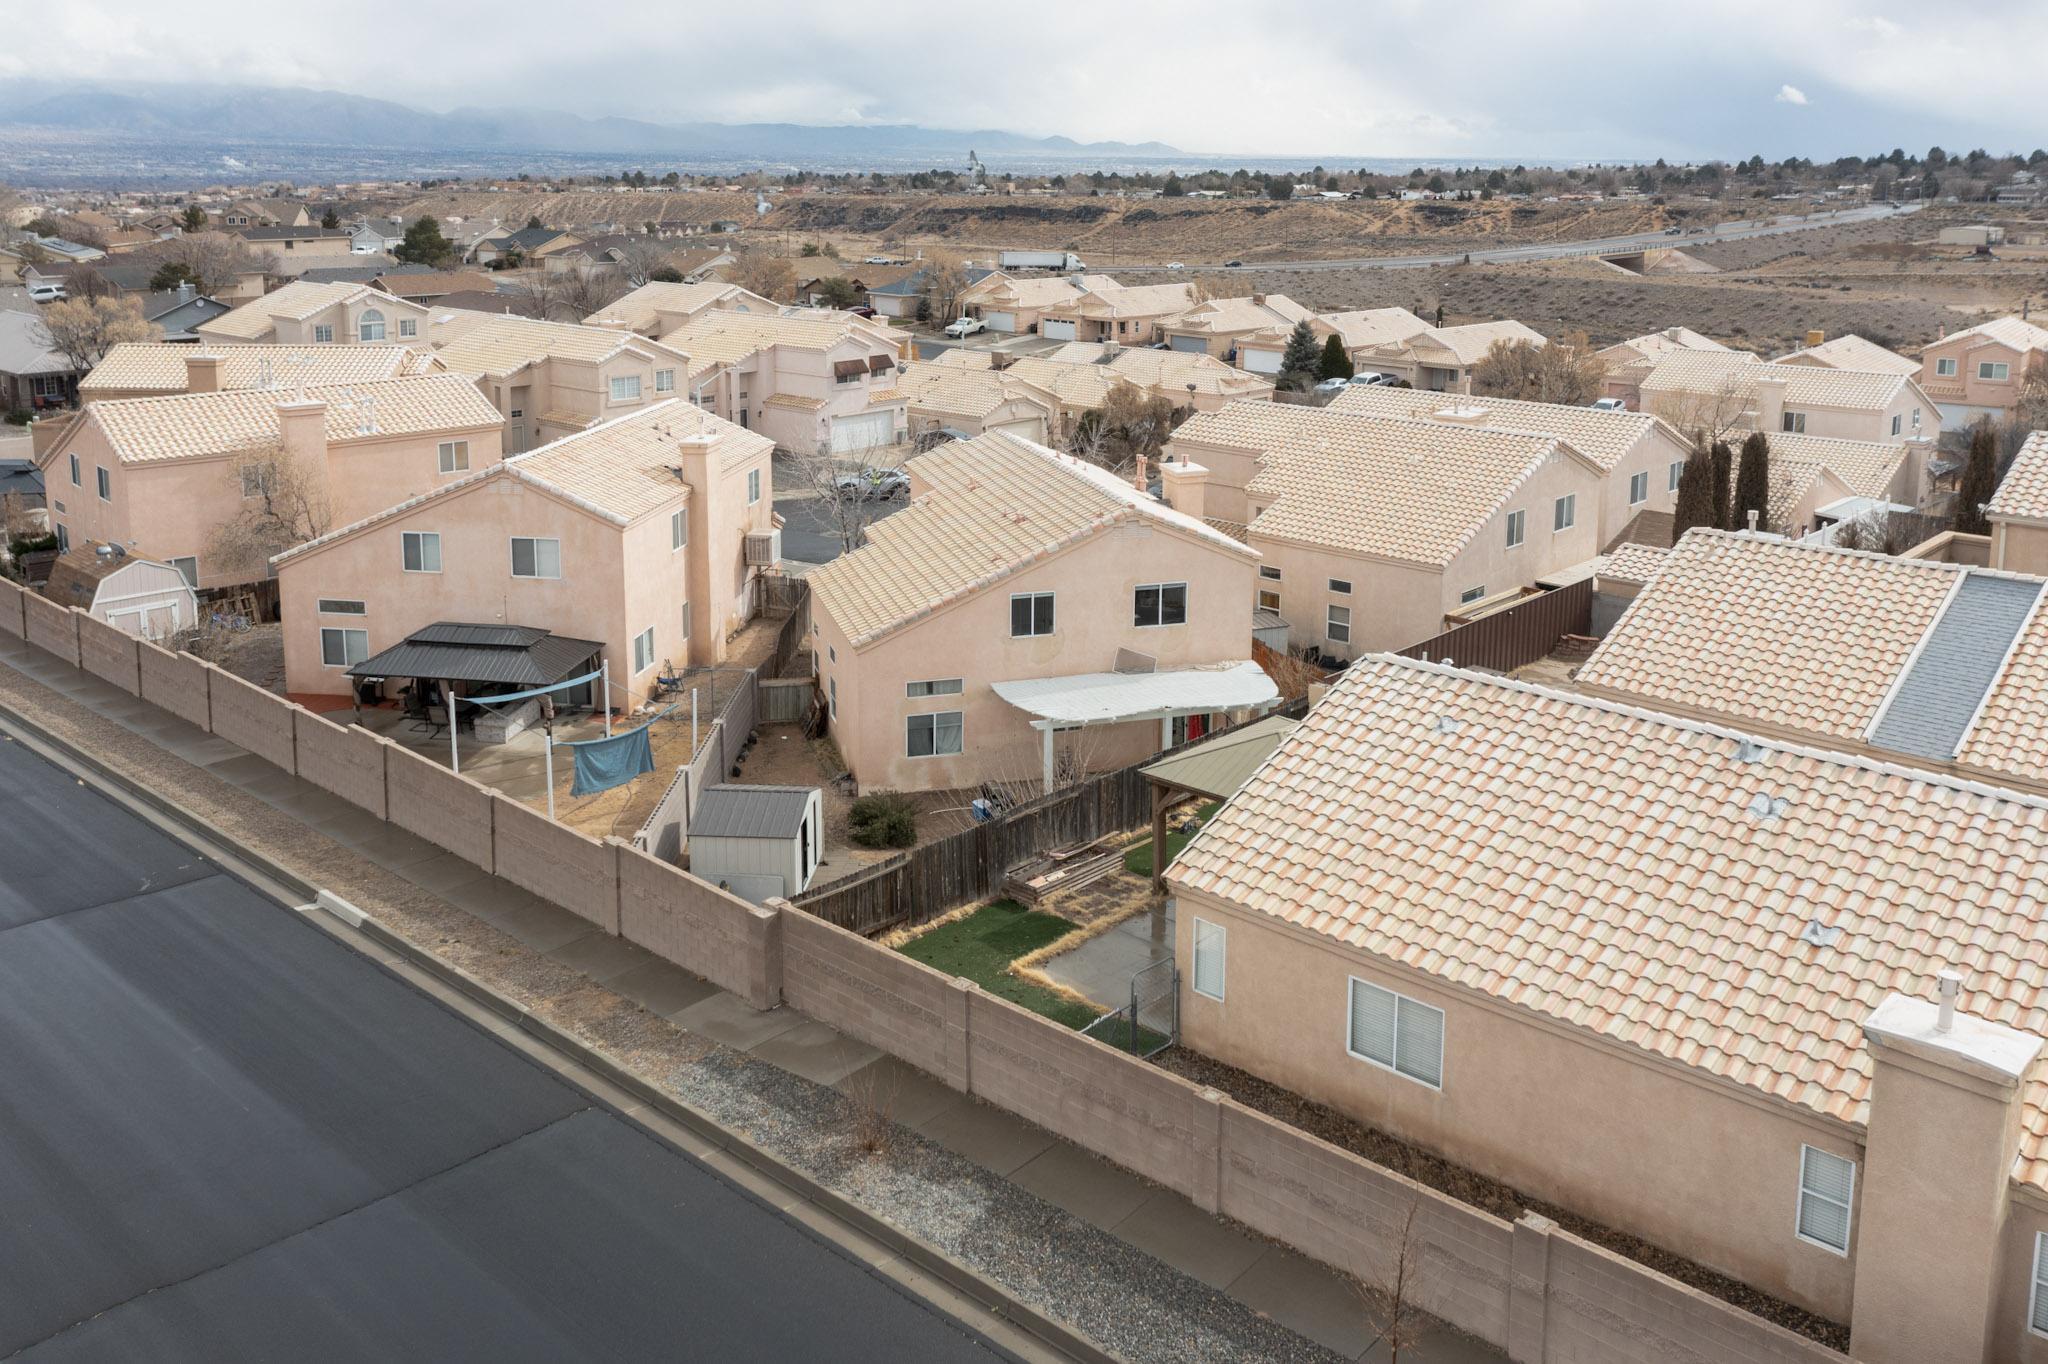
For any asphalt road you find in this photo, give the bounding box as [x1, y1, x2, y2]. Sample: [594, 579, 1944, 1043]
[0, 734, 1004, 1362]
[1112, 200, 1921, 274]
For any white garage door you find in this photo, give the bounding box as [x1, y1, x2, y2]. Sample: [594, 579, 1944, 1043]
[1241, 347, 1283, 375]
[983, 311, 1016, 333]
[1041, 319, 1077, 341]
[1169, 334, 1209, 353]
[833, 410, 896, 453]
[988, 416, 1047, 444]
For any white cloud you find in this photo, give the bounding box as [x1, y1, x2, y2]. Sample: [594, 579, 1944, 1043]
[1776, 85, 1810, 105]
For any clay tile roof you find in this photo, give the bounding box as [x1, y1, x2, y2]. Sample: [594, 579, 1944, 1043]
[1987, 432, 2048, 523]
[1641, 350, 1913, 410]
[1776, 334, 1918, 375]
[431, 314, 689, 379]
[1936, 315, 2048, 355]
[896, 361, 1049, 421]
[807, 430, 1255, 649]
[1167, 294, 1312, 337]
[1597, 542, 1670, 587]
[199, 280, 413, 339]
[1328, 385, 1679, 473]
[660, 311, 894, 377]
[585, 281, 763, 334]
[80, 342, 441, 397]
[1311, 307, 1434, 351]
[1037, 343, 1274, 398]
[1167, 651, 2048, 1182]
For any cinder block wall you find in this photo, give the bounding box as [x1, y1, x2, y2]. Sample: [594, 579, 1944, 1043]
[293, 711, 387, 820]
[493, 795, 618, 933]
[206, 667, 296, 773]
[75, 613, 139, 694]
[137, 640, 210, 729]
[22, 593, 79, 665]
[0, 577, 25, 638]
[385, 744, 495, 867]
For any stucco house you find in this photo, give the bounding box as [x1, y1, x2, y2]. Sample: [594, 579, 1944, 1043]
[1157, 293, 1312, 359]
[1641, 350, 1936, 445]
[0, 308, 78, 415]
[1161, 401, 1605, 659]
[955, 272, 1099, 334]
[1026, 343, 1275, 411]
[1775, 333, 1918, 375]
[429, 314, 694, 454]
[272, 400, 776, 701]
[1916, 316, 2048, 430]
[809, 431, 1272, 796]
[196, 280, 433, 347]
[894, 361, 1056, 445]
[1593, 326, 1733, 407]
[78, 343, 444, 403]
[37, 373, 505, 589]
[1348, 319, 1549, 393]
[236, 226, 359, 272]
[583, 280, 778, 338]
[661, 311, 907, 455]
[1237, 307, 1432, 377]
[1983, 431, 2048, 576]
[1037, 280, 1200, 345]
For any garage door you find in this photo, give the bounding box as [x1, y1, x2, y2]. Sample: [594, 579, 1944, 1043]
[1041, 319, 1077, 341]
[983, 311, 1016, 333]
[1241, 348, 1283, 375]
[1169, 334, 1209, 353]
[988, 416, 1047, 444]
[832, 410, 896, 453]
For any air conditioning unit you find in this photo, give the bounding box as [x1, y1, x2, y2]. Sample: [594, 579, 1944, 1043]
[744, 528, 781, 566]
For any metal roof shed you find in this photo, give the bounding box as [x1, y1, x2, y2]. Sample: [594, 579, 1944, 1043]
[687, 784, 824, 905]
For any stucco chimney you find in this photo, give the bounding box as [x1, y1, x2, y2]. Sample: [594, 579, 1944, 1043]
[186, 353, 224, 394]
[1806, 329, 1826, 347]
[1850, 983, 2045, 1363]
[274, 398, 327, 469]
[1664, 326, 1682, 341]
[1753, 372, 1788, 432]
[1159, 458, 1209, 521]
[670, 431, 717, 665]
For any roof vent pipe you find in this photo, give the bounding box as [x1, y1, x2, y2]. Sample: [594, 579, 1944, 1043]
[1936, 969, 1962, 1033]
[1746, 509, 1759, 534]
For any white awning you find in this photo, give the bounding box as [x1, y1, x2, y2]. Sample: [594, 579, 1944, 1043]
[992, 660, 1278, 727]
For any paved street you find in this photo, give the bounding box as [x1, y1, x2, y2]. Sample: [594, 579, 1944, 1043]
[0, 734, 1005, 1362]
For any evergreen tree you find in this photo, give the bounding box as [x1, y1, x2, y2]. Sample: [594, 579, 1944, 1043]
[1161, 174, 1185, 197]
[1709, 439, 1734, 530]
[179, 204, 207, 233]
[1316, 334, 1354, 381]
[320, 207, 340, 229]
[394, 215, 455, 267]
[1954, 421, 2000, 535]
[1279, 320, 1321, 386]
[1732, 431, 1771, 532]
[1670, 441, 1718, 544]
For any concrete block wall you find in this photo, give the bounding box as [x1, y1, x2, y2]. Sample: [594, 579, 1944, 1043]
[385, 743, 496, 867]
[0, 576, 24, 637]
[22, 592, 79, 666]
[293, 710, 387, 820]
[493, 795, 618, 934]
[76, 612, 141, 694]
[137, 640, 210, 729]
[779, 908, 953, 1080]
[616, 839, 772, 1005]
[206, 667, 297, 773]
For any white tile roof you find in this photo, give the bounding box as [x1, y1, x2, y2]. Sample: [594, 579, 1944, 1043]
[1309, 307, 1434, 352]
[1933, 315, 2048, 356]
[1763, 430, 1912, 501]
[1328, 385, 1677, 473]
[1776, 334, 1918, 375]
[659, 310, 896, 378]
[584, 281, 770, 334]
[896, 361, 1052, 422]
[199, 280, 413, 340]
[1595, 327, 1731, 371]
[80, 342, 441, 396]
[1641, 350, 1912, 411]
[432, 314, 690, 380]
[1038, 343, 1274, 399]
[1165, 294, 1311, 337]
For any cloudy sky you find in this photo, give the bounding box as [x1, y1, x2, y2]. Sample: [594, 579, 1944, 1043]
[8, 0, 2045, 161]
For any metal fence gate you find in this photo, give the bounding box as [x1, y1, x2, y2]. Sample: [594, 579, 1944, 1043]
[1081, 957, 1178, 1058]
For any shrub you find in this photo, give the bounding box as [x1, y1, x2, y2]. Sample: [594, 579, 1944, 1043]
[848, 791, 917, 848]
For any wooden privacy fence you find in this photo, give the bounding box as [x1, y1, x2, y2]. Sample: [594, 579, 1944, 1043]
[762, 576, 812, 678]
[758, 677, 813, 725]
[1397, 578, 1592, 674]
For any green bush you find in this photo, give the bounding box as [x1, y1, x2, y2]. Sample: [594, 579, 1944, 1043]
[848, 791, 917, 848]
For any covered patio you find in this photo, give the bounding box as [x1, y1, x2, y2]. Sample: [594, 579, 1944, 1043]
[1135, 713, 1299, 892]
[991, 659, 1279, 796]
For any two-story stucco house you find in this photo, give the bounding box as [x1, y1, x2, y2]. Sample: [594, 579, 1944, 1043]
[430, 314, 695, 454]
[662, 312, 908, 455]
[196, 281, 434, 348]
[1641, 350, 1937, 445]
[1038, 280, 1200, 346]
[582, 281, 779, 338]
[1916, 316, 2048, 430]
[78, 344, 444, 403]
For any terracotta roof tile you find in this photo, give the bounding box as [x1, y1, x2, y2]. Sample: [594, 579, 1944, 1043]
[81, 342, 441, 397]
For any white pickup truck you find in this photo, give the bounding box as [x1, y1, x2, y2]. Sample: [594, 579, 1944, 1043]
[943, 317, 986, 338]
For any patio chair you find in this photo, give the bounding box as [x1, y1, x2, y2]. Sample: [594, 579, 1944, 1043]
[423, 704, 449, 738]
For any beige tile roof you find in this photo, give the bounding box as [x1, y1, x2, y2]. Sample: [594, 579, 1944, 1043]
[1776, 334, 1918, 375]
[1328, 385, 1677, 473]
[1309, 307, 1434, 352]
[1164, 294, 1311, 337]
[1595, 327, 1731, 371]
[1763, 430, 1911, 501]
[660, 310, 894, 378]
[80, 343, 442, 397]
[1413, 319, 1548, 366]
[585, 281, 770, 334]
[77, 374, 505, 467]
[808, 431, 1255, 649]
[1173, 402, 1595, 566]
[896, 361, 1052, 422]
[1987, 431, 2048, 523]
[761, 392, 827, 412]
[1933, 315, 2048, 356]
[1641, 350, 1912, 411]
[432, 314, 690, 380]
[929, 348, 997, 370]
[1167, 651, 2048, 1182]
[1052, 280, 1201, 320]
[1733, 451, 1850, 531]
[960, 274, 1093, 311]
[1038, 343, 1274, 399]
[1596, 542, 1669, 586]
[200, 281, 412, 340]
[1954, 604, 2048, 787]
[999, 356, 1121, 410]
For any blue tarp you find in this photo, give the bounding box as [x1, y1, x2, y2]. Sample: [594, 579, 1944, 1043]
[559, 725, 656, 797]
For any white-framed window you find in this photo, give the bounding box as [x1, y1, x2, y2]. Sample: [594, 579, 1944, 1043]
[358, 309, 385, 342]
[1192, 918, 1226, 1000]
[401, 531, 441, 573]
[168, 555, 197, 587]
[95, 467, 110, 502]
[1327, 604, 1351, 643]
[1328, 578, 1351, 594]
[320, 627, 369, 668]
[1552, 494, 1576, 532]
[632, 626, 656, 673]
[747, 468, 762, 504]
[1890, 414, 1902, 436]
[2029, 1233, 2048, 1336]
[1628, 471, 1649, 506]
[1259, 565, 1282, 582]
[828, 676, 837, 720]
[1669, 459, 1684, 492]
[680, 602, 691, 639]
[1796, 1146, 1854, 1255]
[1347, 977, 1444, 1089]
[1010, 591, 1054, 637]
[1134, 582, 1188, 627]
[907, 710, 963, 758]
[437, 440, 469, 474]
[655, 369, 675, 393]
[317, 598, 366, 615]
[1782, 411, 1807, 434]
[510, 536, 561, 579]
[68, 453, 79, 486]
[1981, 361, 2012, 382]
[398, 318, 417, 337]
[1461, 585, 1486, 604]
[55, 523, 68, 552]
[1936, 356, 1958, 377]
[313, 324, 334, 343]
[1505, 509, 1525, 548]
[240, 462, 274, 499]
[609, 374, 642, 403]
[906, 678, 964, 697]
[671, 507, 688, 550]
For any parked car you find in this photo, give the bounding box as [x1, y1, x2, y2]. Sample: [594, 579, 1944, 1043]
[943, 317, 985, 338]
[1165, 262, 1186, 271]
[27, 282, 65, 303]
[834, 468, 910, 500]
[864, 256, 896, 265]
[1663, 226, 1683, 235]
[1347, 371, 1395, 386]
[1590, 397, 1629, 412]
[850, 306, 878, 318]
[1313, 377, 1351, 396]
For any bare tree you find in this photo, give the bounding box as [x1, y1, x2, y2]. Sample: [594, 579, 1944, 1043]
[1471, 331, 1608, 405]
[35, 296, 159, 376]
[919, 247, 971, 325]
[507, 267, 574, 321]
[1996, 370, 2048, 471]
[147, 233, 278, 295]
[1646, 371, 1751, 446]
[778, 443, 904, 557]
[729, 248, 796, 303]
[1357, 1186, 1434, 1364]
[558, 266, 628, 320]
[1064, 383, 1179, 478]
[609, 235, 674, 288]
[206, 442, 332, 580]
[61, 266, 116, 302]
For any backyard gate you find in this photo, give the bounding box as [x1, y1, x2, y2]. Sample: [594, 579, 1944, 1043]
[1082, 957, 1178, 1058]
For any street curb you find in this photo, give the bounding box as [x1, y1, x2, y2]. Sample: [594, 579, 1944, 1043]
[0, 695, 1118, 1364]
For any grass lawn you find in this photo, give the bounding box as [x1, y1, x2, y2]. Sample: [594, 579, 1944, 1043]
[1124, 801, 1221, 878]
[897, 899, 1100, 1029]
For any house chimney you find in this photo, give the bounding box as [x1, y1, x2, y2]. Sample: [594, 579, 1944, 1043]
[1252, 293, 1265, 306]
[1664, 326, 1682, 342]
[176, 280, 194, 302]
[1753, 372, 1788, 433]
[670, 431, 717, 665]
[1806, 329, 1826, 347]
[275, 397, 328, 470]
[186, 353, 224, 394]
[1158, 458, 1209, 521]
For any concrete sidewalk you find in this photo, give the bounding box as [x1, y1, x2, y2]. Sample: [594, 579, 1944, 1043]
[0, 631, 1498, 1364]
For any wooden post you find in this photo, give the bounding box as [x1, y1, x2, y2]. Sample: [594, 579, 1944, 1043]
[1150, 781, 1171, 894]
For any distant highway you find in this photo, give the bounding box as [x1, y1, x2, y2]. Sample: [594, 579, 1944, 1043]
[1112, 200, 1921, 274]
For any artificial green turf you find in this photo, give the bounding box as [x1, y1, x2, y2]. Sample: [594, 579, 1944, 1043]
[897, 898, 1100, 1029]
[1123, 801, 1222, 878]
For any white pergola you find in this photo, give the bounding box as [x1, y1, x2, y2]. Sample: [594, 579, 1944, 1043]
[992, 660, 1281, 794]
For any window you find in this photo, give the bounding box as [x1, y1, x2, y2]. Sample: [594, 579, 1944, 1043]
[680, 602, 691, 639]
[95, 467, 110, 502]
[68, 453, 78, 486]
[317, 598, 366, 615]
[1890, 414, 1902, 437]
[313, 324, 334, 343]
[1259, 565, 1282, 581]
[906, 678, 964, 697]
[55, 523, 68, 552]
[437, 440, 469, 474]
[1981, 361, 2012, 382]
[1505, 509, 1525, 548]
[609, 375, 642, 403]
[828, 677, 837, 720]
[1328, 578, 1351, 595]
[1011, 592, 1054, 637]
[747, 468, 761, 504]
[1133, 582, 1188, 627]
[358, 309, 385, 342]
[671, 508, 688, 550]
[1327, 604, 1351, 643]
[2030, 1233, 2048, 1336]
[510, 536, 561, 578]
[907, 710, 964, 758]
[401, 531, 441, 573]
[1796, 1146, 1855, 1255]
[1192, 918, 1226, 1000]
[1781, 411, 1807, 434]
[1257, 587, 1282, 613]
[240, 462, 274, 499]
[1669, 459, 1685, 492]
[1460, 585, 1486, 604]
[1936, 357, 1958, 377]
[1346, 977, 1444, 1089]
[632, 627, 656, 673]
[319, 627, 369, 668]
[1628, 471, 1649, 506]
[1552, 494, 1576, 532]
[655, 369, 675, 393]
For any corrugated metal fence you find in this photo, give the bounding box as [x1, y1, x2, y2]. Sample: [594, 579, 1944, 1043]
[1396, 579, 1593, 674]
[634, 668, 762, 860]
